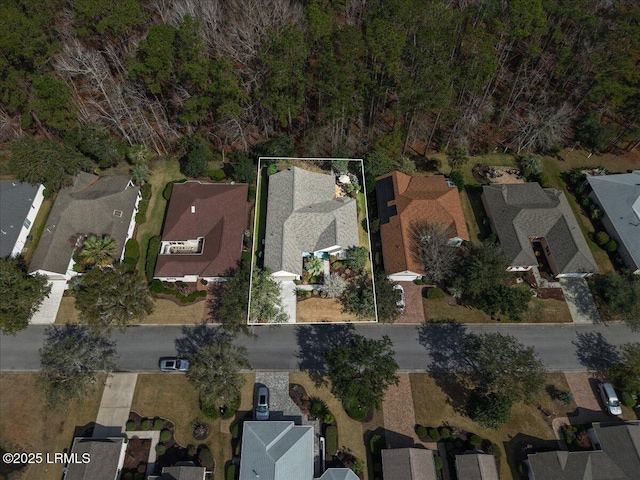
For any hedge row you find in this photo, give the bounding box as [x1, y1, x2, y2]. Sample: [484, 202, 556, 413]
[145, 236, 161, 282]
[123, 238, 140, 272]
[149, 279, 207, 302]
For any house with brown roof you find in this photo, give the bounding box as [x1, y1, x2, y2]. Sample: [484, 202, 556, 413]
[375, 172, 469, 281]
[154, 181, 248, 282]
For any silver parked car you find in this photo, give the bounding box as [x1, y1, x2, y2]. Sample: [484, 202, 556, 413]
[255, 386, 269, 420]
[598, 382, 622, 415]
[159, 357, 190, 372]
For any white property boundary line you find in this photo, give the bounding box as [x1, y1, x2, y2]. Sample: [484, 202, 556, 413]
[247, 157, 378, 325]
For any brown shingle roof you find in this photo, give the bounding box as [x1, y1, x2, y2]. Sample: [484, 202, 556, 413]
[154, 182, 248, 278]
[376, 172, 469, 276]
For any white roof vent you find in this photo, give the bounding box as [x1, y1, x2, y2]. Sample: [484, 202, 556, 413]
[113, 210, 123, 217]
[191, 205, 196, 213]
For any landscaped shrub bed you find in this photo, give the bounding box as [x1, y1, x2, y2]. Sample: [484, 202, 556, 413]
[127, 412, 213, 474]
[149, 279, 207, 304]
[562, 424, 592, 451]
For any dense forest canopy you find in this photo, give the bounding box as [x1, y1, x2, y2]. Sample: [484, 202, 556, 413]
[1, 0, 638, 159]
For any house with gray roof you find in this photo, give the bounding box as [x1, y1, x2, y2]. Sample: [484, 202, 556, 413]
[381, 448, 438, 480]
[525, 422, 640, 480]
[455, 453, 499, 480]
[29, 172, 140, 281]
[239, 421, 358, 480]
[482, 183, 598, 277]
[64, 437, 126, 480]
[149, 463, 206, 480]
[264, 167, 359, 281]
[587, 171, 640, 274]
[0, 180, 45, 258]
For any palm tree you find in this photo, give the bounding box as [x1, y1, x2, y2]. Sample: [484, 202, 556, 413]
[131, 165, 150, 186]
[306, 255, 324, 277]
[79, 235, 117, 268]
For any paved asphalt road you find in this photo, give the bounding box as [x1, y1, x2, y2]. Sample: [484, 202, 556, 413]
[2, 323, 638, 373]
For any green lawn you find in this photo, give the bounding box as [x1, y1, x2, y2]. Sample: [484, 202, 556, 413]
[21, 195, 55, 265]
[135, 157, 182, 275]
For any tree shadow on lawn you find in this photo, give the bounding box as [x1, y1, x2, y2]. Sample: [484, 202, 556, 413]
[295, 324, 356, 387]
[504, 433, 560, 480]
[572, 331, 620, 376]
[417, 320, 478, 414]
[175, 323, 234, 357]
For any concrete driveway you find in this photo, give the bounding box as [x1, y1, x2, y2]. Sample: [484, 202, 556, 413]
[93, 373, 138, 438]
[29, 280, 65, 325]
[560, 278, 601, 324]
[277, 280, 297, 323]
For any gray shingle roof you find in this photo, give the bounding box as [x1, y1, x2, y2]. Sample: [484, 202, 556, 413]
[29, 173, 139, 275]
[527, 422, 640, 480]
[264, 167, 358, 276]
[240, 421, 314, 480]
[315, 469, 360, 480]
[0, 180, 41, 257]
[455, 453, 499, 480]
[381, 448, 437, 480]
[482, 183, 598, 275]
[587, 171, 640, 271]
[64, 437, 124, 480]
[159, 465, 206, 480]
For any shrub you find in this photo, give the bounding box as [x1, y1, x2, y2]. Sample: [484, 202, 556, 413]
[426, 288, 446, 299]
[226, 465, 236, 480]
[440, 427, 451, 439]
[248, 186, 256, 202]
[187, 444, 197, 456]
[369, 434, 385, 455]
[434, 456, 443, 470]
[414, 278, 424, 285]
[43, 187, 52, 199]
[559, 391, 574, 405]
[487, 233, 498, 244]
[487, 442, 502, 460]
[595, 231, 610, 246]
[415, 425, 428, 439]
[208, 169, 226, 181]
[124, 239, 140, 262]
[153, 419, 163, 430]
[344, 246, 368, 272]
[123, 473, 133, 480]
[563, 426, 576, 444]
[325, 425, 337, 454]
[267, 164, 278, 176]
[450, 171, 464, 191]
[576, 430, 591, 449]
[621, 391, 636, 407]
[370, 217, 380, 234]
[141, 183, 152, 200]
[231, 423, 240, 439]
[135, 212, 146, 224]
[155, 443, 166, 455]
[141, 419, 151, 430]
[126, 420, 136, 431]
[163, 182, 173, 200]
[428, 428, 440, 441]
[145, 236, 161, 282]
[470, 434, 482, 447]
[344, 397, 368, 421]
[310, 398, 330, 420]
[198, 446, 214, 468]
[160, 429, 171, 441]
[605, 239, 618, 252]
[134, 472, 144, 480]
[200, 400, 219, 420]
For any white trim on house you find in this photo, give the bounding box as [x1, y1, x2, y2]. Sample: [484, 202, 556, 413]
[10, 184, 45, 257]
[388, 270, 423, 282]
[506, 266, 532, 272]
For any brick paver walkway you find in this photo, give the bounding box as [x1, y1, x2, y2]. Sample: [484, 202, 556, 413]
[382, 374, 432, 449]
[395, 282, 426, 324]
[552, 372, 615, 444]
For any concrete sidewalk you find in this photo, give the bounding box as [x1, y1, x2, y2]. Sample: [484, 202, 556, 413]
[93, 373, 138, 438]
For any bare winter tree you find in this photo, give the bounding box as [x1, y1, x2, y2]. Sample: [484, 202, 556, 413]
[409, 221, 461, 284]
[511, 102, 574, 153]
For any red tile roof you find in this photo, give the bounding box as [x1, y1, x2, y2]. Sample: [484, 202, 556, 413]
[154, 182, 248, 278]
[376, 172, 469, 276]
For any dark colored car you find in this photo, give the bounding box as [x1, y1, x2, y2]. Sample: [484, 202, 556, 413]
[255, 386, 269, 420]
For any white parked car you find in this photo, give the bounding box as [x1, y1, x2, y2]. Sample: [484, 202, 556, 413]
[159, 357, 190, 372]
[393, 284, 405, 310]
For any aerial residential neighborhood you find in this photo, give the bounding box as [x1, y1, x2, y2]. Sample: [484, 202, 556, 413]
[1, 2, 640, 480]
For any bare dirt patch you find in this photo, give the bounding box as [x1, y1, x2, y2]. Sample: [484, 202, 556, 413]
[296, 297, 370, 322]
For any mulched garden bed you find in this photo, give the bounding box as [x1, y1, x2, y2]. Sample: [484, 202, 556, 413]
[536, 288, 565, 300]
[289, 383, 313, 416]
[122, 437, 151, 478]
